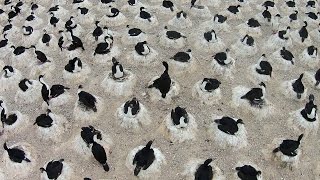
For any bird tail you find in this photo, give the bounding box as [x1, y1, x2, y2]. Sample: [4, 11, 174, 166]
[298, 134, 304, 142]
[24, 157, 31, 162]
[272, 147, 279, 153]
[3, 142, 8, 150]
[134, 166, 142, 176]
[204, 158, 213, 166]
[103, 163, 110, 172]
[146, 140, 153, 149]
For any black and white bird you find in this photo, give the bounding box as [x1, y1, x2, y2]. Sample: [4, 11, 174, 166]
[270, 47, 295, 70]
[94, 35, 113, 55]
[132, 141, 155, 176]
[124, 98, 140, 117]
[81, 126, 102, 147]
[235, 165, 262, 180]
[282, 74, 306, 100]
[240, 82, 266, 108]
[249, 54, 273, 83]
[211, 49, 235, 77]
[134, 7, 158, 29]
[300, 94, 318, 122]
[30, 45, 51, 64]
[39, 75, 70, 106]
[0, 65, 22, 92]
[171, 106, 188, 128]
[170, 49, 192, 63]
[289, 94, 318, 134]
[281, 47, 295, 65]
[64, 57, 82, 73]
[92, 21, 104, 41]
[299, 45, 318, 68]
[121, 25, 147, 45]
[192, 78, 221, 105]
[305, 68, 320, 89]
[273, 134, 304, 167]
[134, 41, 150, 56]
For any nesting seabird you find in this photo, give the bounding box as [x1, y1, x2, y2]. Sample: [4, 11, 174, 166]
[147, 62, 180, 103]
[116, 97, 151, 129]
[126, 141, 166, 178]
[192, 78, 222, 105]
[208, 115, 247, 149]
[101, 58, 136, 96]
[160, 106, 198, 143]
[281, 73, 307, 101]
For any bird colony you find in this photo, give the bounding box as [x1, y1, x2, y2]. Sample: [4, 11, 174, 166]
[0, 0, 320, 179]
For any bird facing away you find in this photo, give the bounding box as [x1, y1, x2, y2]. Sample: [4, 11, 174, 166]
[292, 74, 305, 99]
[300, 94, 317, 122]
[40, 159, 64, 180]
[235, 165, 261, 180]
[133, 140, 155, 176]
[171, 106, 188, 128]
[194, 159, 214, 180]
[148, 62, 171, 98]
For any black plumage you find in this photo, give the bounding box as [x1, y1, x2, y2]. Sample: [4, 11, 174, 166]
[68, 30, 85, 51]
[171, 106, 188, 126]
[236, 165, 261, 180]
[50, 84, 69, 98]
[135, 41, 149, 56]
[48, 5, 59, 12]
[92, 142, 109, 171]
[81, 125, 102, 147]
[299, 21, 308, 43]
[65, 57, 82, 73]
[289, 11, 298, 22]
[227, 5, 241, 14]
[263, 1, 275, 7]
[165, 27, 186, 40]
[163, 0, 174, 11]
[148, 62, 171, 98]
[133, 141, 155, 176]
[78, 86, 97, 112]
[247, 18, 260, 27]
[26, 14, 35, 21]
[315, 68, 320, 86]
[241, 82, 266, 108]
[256, 61, 272, 77]
[39, 75, 50, 106]
[204, 30, 216, 42]
[124, 98, 140, 116]
[273, 134, 303, 157]
[300, 94, 317, 122]
[3, 142, 31, 163]
[40, 159, 64, 180]
[170, 49, 191, 62]
[127, 25, 143, 36]
[292, 74, 305, 99]
[107, 6, 119, 18]
[242, 35, 254, 46]
[34, 110, 53, 128]
[42, 32, 51, 46]
[18, 78, 31, 92]
[78, 7, 88, 15]
[280, 47, 294, 64]
[214, 14, 227, 23]
[93, 21, 103, 41]
[194, 159, 213, 180]
[0, 34, 8, 48]
[286, 0, 295, 7]
[201, 78, 221, 92]
[49, 13, 59, 27]
[2, 114, 18, 126]
[213, 49, 229, 65]
[278, 27, 290, 40]
[22, 26, 33, 36]
[307, 45, 317, 56]
[306, 12, 319, 20]
[30, 45, 50, 63]
[262, 7, 271, 22]
[11, 46, 27, 55]
[139, 7, 152, 22]
[214, 117, 243, 135]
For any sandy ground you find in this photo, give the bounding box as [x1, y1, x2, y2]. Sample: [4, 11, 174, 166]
[0, 0, 320, 179]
